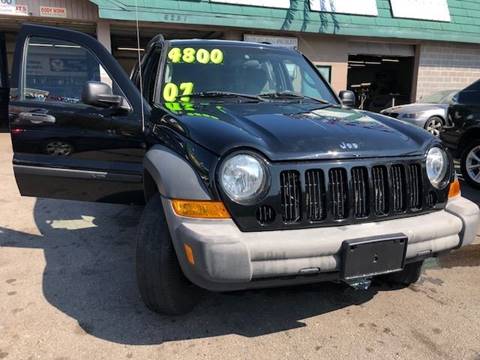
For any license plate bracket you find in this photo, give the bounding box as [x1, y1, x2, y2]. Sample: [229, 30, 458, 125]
[341, 233, 408, 280]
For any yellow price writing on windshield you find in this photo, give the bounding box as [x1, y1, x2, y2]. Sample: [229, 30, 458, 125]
[168, 47, 224, 65]
[163, 82, 194, 102]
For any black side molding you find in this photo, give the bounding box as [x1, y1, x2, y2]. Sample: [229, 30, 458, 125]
[13, 165, 142, 183]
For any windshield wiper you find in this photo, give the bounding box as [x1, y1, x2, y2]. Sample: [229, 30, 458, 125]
[260, 91, 330, 104]
[185, 91, 265, 102]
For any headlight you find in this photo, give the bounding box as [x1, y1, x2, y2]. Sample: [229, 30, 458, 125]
[401, 113, 419, 119]
[426, 147, 449, 188]
[219, 153, 268, 204]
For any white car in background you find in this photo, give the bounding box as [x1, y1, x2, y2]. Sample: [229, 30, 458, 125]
[381, 89, 459, 137]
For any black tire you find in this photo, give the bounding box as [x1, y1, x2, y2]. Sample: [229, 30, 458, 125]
[424, 116, 444, 137]
[136, 194, 202, 315]
[383, 261, 423, 286]
[461, 140, 480, 189]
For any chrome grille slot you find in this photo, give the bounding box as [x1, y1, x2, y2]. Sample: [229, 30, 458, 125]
[305, 169, 326, 222]
[372, 166, 388, 216]
[280, 170, 301, 223]
[408, 164, 423, 210]
[351, 167, 369, 218]
[391, 164, 407, 213]
[329, 168, 348, 220]
[256, 205, 275, 225]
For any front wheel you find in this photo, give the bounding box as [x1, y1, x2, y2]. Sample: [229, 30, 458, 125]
[424, 116, 444, 137]
[461, 140, 480, 189]
[136, 194, 202, 315]
[382, 261, 424, 286]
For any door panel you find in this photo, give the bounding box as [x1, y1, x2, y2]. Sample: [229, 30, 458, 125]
[10, 25, 149, 204]
[0, 32, 8, 129]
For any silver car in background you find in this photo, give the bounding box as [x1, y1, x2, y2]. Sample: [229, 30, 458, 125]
[381, 90, 458, 137]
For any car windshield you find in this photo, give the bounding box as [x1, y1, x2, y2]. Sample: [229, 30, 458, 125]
[161, 43, 338, 104]
[421, 90, 458, 104]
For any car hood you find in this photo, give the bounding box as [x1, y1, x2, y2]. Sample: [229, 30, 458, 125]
[159, 101, 434, 161]
[383, 103, 448, 114]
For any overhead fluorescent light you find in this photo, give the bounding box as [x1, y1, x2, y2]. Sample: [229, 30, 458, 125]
[382, 58, 399, 63]
[365, 61, 381, 65]
[117, 47, 145, 52]
[29, 43, 54, 47]
[348, 60, 364, 64]
[349, 64, 366, 67]
[55, 44, 81, 49]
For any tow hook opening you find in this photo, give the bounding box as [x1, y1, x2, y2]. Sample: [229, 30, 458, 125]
[345, 277, 372, 290]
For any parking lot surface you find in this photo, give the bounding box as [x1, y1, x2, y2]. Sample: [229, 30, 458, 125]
[0, 133, 479, 360]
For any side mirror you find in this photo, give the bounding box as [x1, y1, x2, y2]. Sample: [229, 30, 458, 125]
[81, 81, 127, 109]
[339, 90, 356, 108]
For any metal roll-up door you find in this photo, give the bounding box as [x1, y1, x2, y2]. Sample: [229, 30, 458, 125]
[349, 42, 415, 57]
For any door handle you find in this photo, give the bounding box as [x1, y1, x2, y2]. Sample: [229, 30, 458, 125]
[19, 112, 56, 124]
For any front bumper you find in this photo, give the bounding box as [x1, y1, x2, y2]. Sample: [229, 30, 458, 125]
[162, 196, 479, 292]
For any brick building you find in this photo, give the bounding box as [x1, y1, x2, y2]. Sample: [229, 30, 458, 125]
[0, 0, 480, 111]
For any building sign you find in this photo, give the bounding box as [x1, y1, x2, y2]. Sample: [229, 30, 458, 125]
[310, 0, 378, 16]
[40, 6, 67, 18]
[0, 0, 16, 15]
[390, 0, 450, 22]
[244, 34, 298, 49]
[211, 0, 289, 9]
[15, 4, 27, 15]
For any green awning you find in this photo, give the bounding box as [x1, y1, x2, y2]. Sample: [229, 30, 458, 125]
[89, 0, 480, 44]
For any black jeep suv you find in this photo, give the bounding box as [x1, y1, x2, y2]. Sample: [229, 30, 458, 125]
[441, 80, 480, 188]
[2, 25, 478, 315]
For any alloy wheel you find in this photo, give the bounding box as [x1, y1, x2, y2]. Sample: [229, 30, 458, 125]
[466, 145, 480, 184]
[426, 118, 443, 137]
[46, 141, 73, 156]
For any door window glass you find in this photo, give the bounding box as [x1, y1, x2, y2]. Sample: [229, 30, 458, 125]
[23, 36, 119, 104]
[282, 60, 325, 99]
[316, 65, 332, 83]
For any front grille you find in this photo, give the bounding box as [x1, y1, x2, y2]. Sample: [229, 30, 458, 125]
[305, 169, 326, 221]
[278, 162, 425, 225]
[280, 170, 301, 223]
[391, 164, 407, 213]
[352, 167, 369, 218]
[256, 205, 275, 225]
[408, 164, 423, 210]
[329, 168, 348, 220]
[372, 166, 388, 216]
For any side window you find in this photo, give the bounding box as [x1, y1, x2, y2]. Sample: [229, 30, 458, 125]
[23, 36, 120, 104]
[280, 59, 336, 103]
[283, 60, 317, 97]
[465, 80, 480, 92]
[458, 91, 480, 106]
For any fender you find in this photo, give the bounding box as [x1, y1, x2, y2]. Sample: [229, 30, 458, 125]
[144, 144, 212, 200]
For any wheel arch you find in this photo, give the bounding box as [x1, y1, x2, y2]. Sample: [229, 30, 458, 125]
[426, 114, 445, 123]
[143, 144, 212, 201]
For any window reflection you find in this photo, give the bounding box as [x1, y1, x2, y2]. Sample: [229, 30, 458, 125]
[24, 37, 115, 104]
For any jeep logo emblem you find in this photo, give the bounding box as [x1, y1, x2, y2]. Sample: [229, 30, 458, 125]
[340, 142, 359, 150]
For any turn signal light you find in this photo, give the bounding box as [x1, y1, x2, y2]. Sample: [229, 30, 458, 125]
[183, 244, 195, 265]
[448, 178, 461, 199]
[171, 199, 231, 219]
